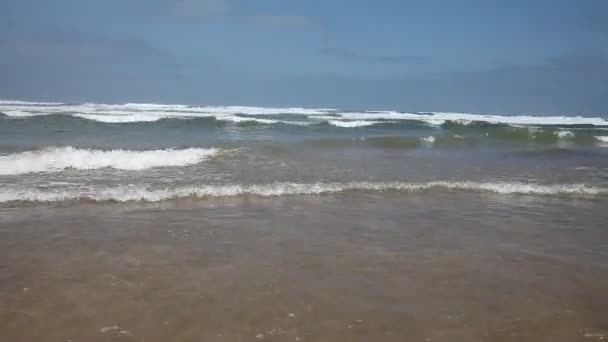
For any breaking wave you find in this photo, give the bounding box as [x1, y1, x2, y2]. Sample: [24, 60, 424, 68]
[1, 100, 606, 127]
[555, 130, 575, 138]
[0, 181, 605, 203]
[327, 120, 388, 127]
[333, 112, 608, 126]
[420, 136, 436, 144]
[0, 147, 220, 175]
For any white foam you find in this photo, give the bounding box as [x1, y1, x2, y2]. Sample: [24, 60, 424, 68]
[1, 101, 334, 116]
[72, 113, 168, 123]
[420, 136, 436, 144]
[334, 112, 444, 126]
[0, 101, 329, 124]
[309, 115, 341, 120]
[0, 181, 604, 203]
[0, 147, 220, 175]
[430, 112, 608, 126]
[555, 130, 575, 138]
[334, 112, 608, 127]
[198, 106, 334, 115]
[595, 136, 608, 147]
[1, 110, 45, 117]
[1, 100, 607, 127]
[216, 115, 279, 125]
[327, 120, 387, 127]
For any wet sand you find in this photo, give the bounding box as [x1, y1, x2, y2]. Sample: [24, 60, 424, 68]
[1, 192, 607, 342]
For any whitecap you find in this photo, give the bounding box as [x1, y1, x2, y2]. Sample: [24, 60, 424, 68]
[1, 100, 607, 127]
[420, 136, 436, 144]
[72, 113, 169, 123]
[555, 130, 575, 138]
[334, 112, 608, 127]
[0, 147, 220, 175]
[327, 120, 388, 127]
[0, 181, 604, 203]
[216, 116, 279, 125]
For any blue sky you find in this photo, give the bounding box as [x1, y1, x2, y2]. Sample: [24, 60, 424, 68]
[0, 0, 606, 114]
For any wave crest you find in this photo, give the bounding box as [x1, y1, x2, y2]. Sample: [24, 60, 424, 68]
[0, 147, 220, 175]
[1, 181, 605, 203]
[2, 100, 607, 127]
[327, 120, 389, 127]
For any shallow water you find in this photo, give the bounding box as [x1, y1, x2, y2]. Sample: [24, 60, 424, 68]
[1, 100, 607, 341]
[1, 194, 607, 341]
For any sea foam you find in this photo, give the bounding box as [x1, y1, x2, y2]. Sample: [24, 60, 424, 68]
[1, 100, 606, 127]
[0, 181, 605, 203]
[0, 147, 220, 175]
[327, 120, 387, 127]
[420, 136, 436, 144]
[333, 112, 608, 127]
[555, 130, 575, 138]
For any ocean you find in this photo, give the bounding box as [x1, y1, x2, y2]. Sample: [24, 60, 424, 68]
[1, 100, 607, 341]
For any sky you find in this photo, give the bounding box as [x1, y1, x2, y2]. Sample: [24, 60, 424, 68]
[0, 0, 607, 114]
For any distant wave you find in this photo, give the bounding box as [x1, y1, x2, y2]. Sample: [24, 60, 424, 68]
[0, 101, 334, 117]
[215, 115, 311, 126]
[1, 100, 606, 127]
[1, 181, 605, 203]
[72, 113, 172, 123]
[332, 111, 608, 127]
[0, 147, 220, 175]
[327, 120, 388, 127]
[72, 113, 281, 124]
[216, 115, 279, 125]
